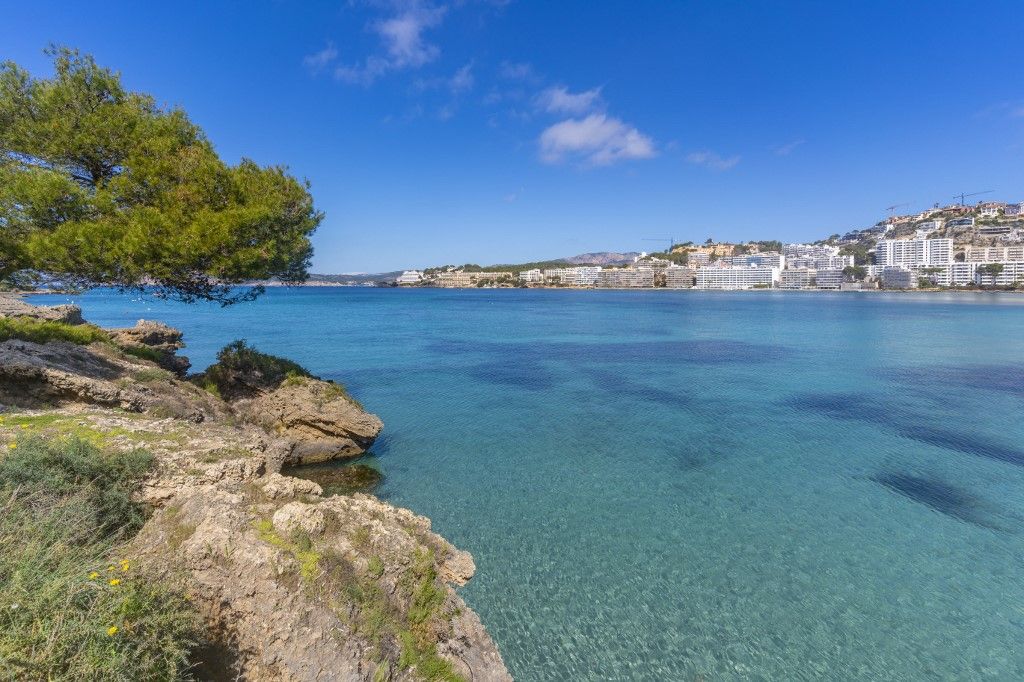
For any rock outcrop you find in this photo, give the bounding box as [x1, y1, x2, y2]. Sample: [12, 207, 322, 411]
[0, 338, 227, 422]
[234, 378, 384, 465]
[107, 319, 191, 375]
[0, 297, 510, 681]
[0, 296, 84, 324]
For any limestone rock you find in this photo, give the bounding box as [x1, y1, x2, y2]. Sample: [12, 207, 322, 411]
[133, 483, 512, 682]
[260, 472, 324, 500]
[235, 379, 384, 465]
[272, 501, 326, 537]
[0, 297, 83, 324]
[107, 319, 191, 375]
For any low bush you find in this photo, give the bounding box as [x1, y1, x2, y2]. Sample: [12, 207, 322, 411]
[195, 340, 311, 398]
[0, 437, 202, 680]
[0, 316, 109, 346]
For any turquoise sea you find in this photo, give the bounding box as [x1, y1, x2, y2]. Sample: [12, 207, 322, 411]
[32, 288, 1024, 680]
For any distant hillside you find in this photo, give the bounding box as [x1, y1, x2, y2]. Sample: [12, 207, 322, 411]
[307, 272, 403, 283]
[563, 252, 639, 266]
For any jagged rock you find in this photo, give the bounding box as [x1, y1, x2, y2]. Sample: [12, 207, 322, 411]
[0, 339, 148, 410]
[134, 486, 512, 682]
[260, 472, 323, 500]
[0, 297, 84, 324]
[235, 378, 384, 465]
[0, 338, 227, 422]
[107, 319, 191, 375]
[272, 501, 326, 536]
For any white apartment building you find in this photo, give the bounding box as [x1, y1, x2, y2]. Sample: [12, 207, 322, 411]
[979, 207, 1000, 218]
[966, 245, 1024, 262]
[542, 266, 601, 286]
[779, 268, 814, 289]
[596, 268, 656, 288]
[434, 271, 504, 287]
[694, 266, 779, 290]
[689, 252, 711, 267]
[397, 270, 423, 284]
[976, 262, 1024, 287]
[1004, 202, 1023, 216]
[787, 255, 854, 270]
[881, 266, 915, 289]
[917, 219, 943, 232]
[518, 269, 543, 284]
[815, 269, 844, 290]
[728, 252, 783, 269]
[875, 238, 953, 268]
[664, 266, 695, 289]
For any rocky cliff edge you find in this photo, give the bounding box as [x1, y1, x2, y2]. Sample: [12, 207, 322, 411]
[0, 297, 510, 682]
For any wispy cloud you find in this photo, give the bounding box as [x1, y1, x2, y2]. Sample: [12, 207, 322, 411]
[686, 150, 740, 171]
[499, 61, 538, 82]
[536, 85, 603, 115]
[414, 61, 475, 94]
[771, 138, 805, 156]
[333, 2, 448, 85]
[303, 43, 338, 72]
[540, 114, 656, 167]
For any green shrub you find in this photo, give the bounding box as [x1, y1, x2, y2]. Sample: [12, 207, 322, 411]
[0, 437, 154, 537]
[122, 345, 164, 363]
[0, 437, 201, 679]
[0, 317, 109, 346]
[195, 340, 311, 398]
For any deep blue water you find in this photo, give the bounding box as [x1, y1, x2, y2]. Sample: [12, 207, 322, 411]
[32, 288, 1024, 680]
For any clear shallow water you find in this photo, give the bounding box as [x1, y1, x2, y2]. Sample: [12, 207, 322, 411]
[32, 288, 1024, 680]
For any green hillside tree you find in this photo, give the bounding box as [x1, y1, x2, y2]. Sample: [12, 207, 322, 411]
[0, 47, 321, 304]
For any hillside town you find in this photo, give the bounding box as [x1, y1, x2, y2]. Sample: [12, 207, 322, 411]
[395, 199, 1024, 290]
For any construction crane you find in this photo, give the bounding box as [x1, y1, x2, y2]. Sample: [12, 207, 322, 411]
[953, 190, 993, 206]
[642, 237, 680, 252]
[885, 202, 911, 217]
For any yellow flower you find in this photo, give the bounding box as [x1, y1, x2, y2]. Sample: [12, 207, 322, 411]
[119, 559, 131, 572]
[88, 571, 100, 580]
[19, 424, 28, 430]
[107, 626, 119, 636]
[109, 578, 121, 586]
[107, 565, 116, 572]
[7, 443, 15, 450]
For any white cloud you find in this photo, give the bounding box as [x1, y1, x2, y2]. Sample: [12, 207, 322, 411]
[536, 85, 603, 115]
[448, 62, 474, 93]
[771, 138, 805, 156]
[539, 114, 656, 166]
[334, 2, 447, 85]
[686, 150, 740, 171]
[499, 61, 536, 81]
[303, 43, 338, 72]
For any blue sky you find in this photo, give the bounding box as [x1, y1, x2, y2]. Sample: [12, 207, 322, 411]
[5, 1, 1024, 272]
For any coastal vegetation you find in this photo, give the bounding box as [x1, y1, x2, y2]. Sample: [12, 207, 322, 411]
[0, 47, 321, 304]
[0, 437, 201, 680]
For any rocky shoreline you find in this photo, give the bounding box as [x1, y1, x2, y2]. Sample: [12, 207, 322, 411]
[0, 295, 511, 681]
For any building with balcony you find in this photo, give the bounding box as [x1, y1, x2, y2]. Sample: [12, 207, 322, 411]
[664, 266, 695, 288]
[694, 265, 779, 290]
[875, 238, 953, 268]
[596, 268, 656, 288]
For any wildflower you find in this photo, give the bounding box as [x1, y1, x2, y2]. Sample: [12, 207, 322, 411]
[119, 559, 131, 572]
[7, 443, 15, 449]
[109, 578, 121, 586]
[19, 424, 28, 430]
[107, 626, 118, 636]
[88, 571, 100, 580]
[107, 565, 116, 572]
